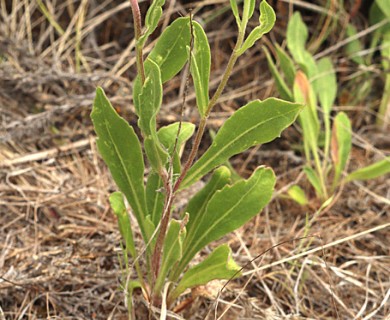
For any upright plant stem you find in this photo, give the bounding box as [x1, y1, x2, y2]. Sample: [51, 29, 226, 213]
[151, 18, 247, 298]
[129, 0, 146, 83]
[174, 28, 246, 192]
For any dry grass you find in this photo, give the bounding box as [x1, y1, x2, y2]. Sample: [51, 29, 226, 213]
[1, 0, 389, 319]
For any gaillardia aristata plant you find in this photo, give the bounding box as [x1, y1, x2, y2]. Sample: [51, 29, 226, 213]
[91, 0, 303, 316]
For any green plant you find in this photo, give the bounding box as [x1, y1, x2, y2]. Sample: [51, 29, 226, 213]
[370, 0, 390, 129]
[91, 0, 303, 316]
[344, 0, 390, 129]
[265, 11, 390, 204]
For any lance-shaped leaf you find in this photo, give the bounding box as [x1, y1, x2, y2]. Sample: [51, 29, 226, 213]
[91, 88, 148, 239]
[376, 0, 390, 17]
[169, 245, 240, 302]
[304, 166, 322, 197]
[294, 71, 319, 161]
[139, 0, 165, 46]
[146, 171, 164, 226]
[286, 11, 309, 63]
[230, 0, 241, 28]
[286, 12, 317, 78]
[181, 98, 302, 189]
[148, 17, 191, 83]
[315, 57, 337, 116]
[133, 60, 167, 170]
[157, 122, 195, 154]
[275, 44, 296, 87]
[178, 167, 275, 272]
[369, 2, 390, 51]
[237, 1, 276, 55]
[345, 156, 390, 182]
[191, 21, 211, 116]
[145, 122, 196, 225]
[158, 121, 195, 173]
[155, 220, 185, 293]
[345, 24, 365, 65]
[286, 12, 308, 67]
[169, 167, 232, 285]
[331, 112, 352, 186]
[264, 46, 293, 101]
[287, 185, 309, 206]
[144, 215, 158, 249]
[109, 192, 136, 258]
[243, 0, 256, 22]
[183, 167, 231, 254]
[133, 60, 162, 136]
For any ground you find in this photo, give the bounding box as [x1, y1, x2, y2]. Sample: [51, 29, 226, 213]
[0, 0, 389, 319]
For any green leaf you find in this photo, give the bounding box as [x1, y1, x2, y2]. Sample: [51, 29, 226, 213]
[376, 0, 390, 17]
[144, 215, 157, 249]
[275, 44, 296, 87]
[345, 156, 390, 182]
[244, 0, 256, 21]
[230, 0, 241, 28]
[301, 51, 319, 79]
[91, 88, 148, 240]
[304, 166, 322, 196]
[208, 130, 243, 182]
[286, 12, 308, 66]
[179, 167, 275, 272]
[169, 245, 240, 302]
[144, 136, 168, 171]
[287, 185, 309, 205]
[133, 60, 167, 171]
[184, 166, 231, 246]
[369, 2, 390, 34]
[191, 21, 211, 116]
[381, 33, 390, 65]
[263, 46, 293, 101]
[157, 122, 195, 153]
[331, 112, 352, 185]
[155, 220, 185, 292]
[294, 71, 320, 160]
[139, 0, 166, 46]
[146, 171, 164, 226]
[109, 192, 136, 258]
[237, 0, 276, 55]
[315, 57, 337, 115]
[345, 24, 365, 65]
[133, 60, 162, 137]
[157, 122, 195, 173]
[148, 17, 191, 83]
[181, 98, 302, 189]
[286, 12, 317, 78]
[146, 122, 195, 225]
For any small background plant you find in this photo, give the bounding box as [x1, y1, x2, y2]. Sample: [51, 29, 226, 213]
[265, 9, 390, 206]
